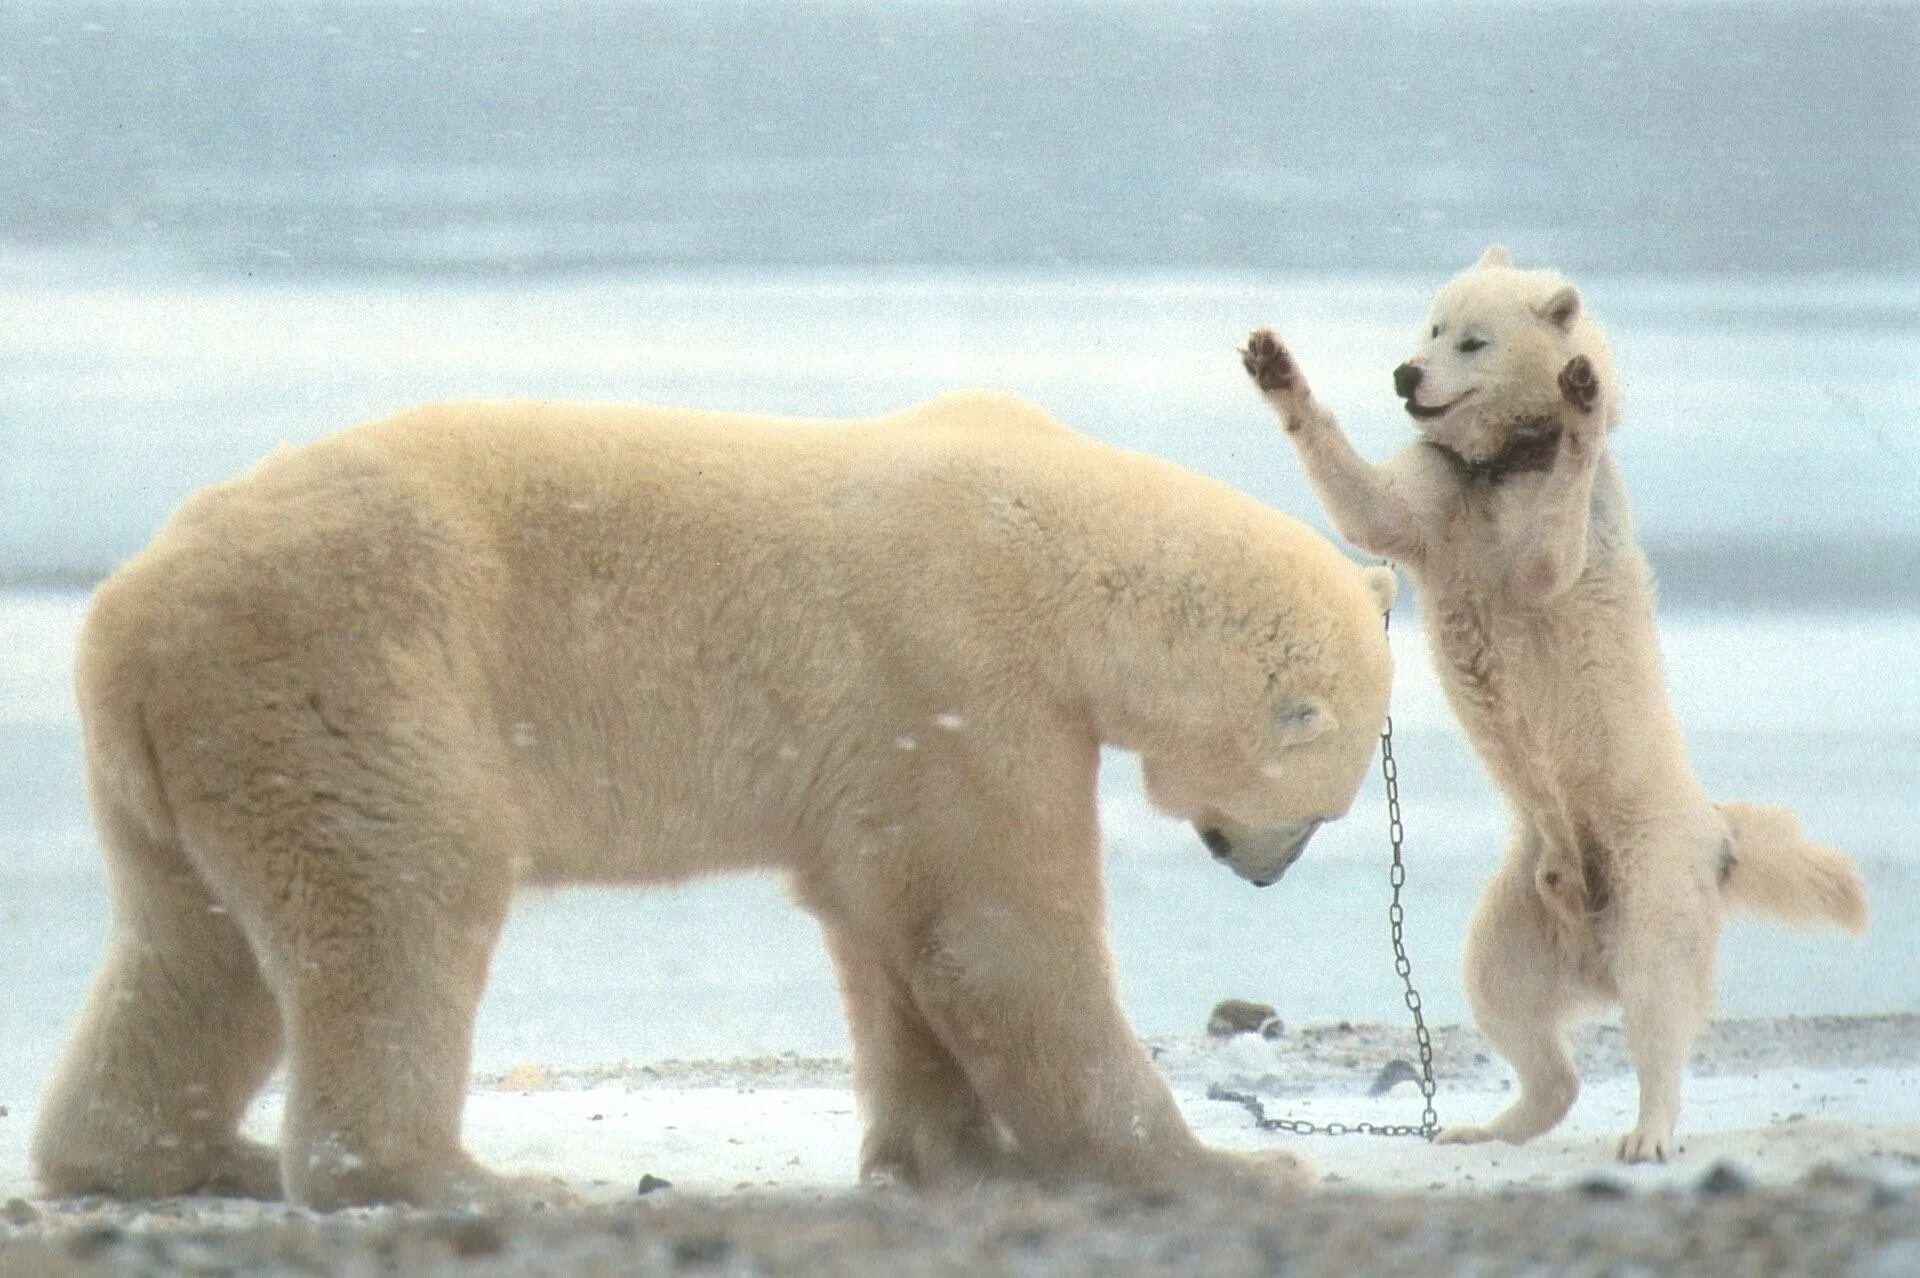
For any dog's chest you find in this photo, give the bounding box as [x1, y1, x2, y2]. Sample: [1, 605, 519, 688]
[1427, 588, 1509, 723]
[1421, 576, 1569, 791]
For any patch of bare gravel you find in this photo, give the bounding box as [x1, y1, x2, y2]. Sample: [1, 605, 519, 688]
[2, 1173, 1916, 1278]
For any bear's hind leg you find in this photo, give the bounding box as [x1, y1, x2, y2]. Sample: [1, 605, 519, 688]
[32, 791, 284, 1200]
[261, 828, 522, 1210]
[819, 921, 1014, 1188]
[177, 743, 553, 1212]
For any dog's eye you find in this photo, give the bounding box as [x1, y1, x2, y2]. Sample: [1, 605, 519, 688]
[1457, 337, 1487, 354]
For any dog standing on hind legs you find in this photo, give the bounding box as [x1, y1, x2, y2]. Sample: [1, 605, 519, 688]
[1239, 245, 1868, 1162]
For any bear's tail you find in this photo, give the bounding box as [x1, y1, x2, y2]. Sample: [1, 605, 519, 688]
[1717, 802, 1867, 934]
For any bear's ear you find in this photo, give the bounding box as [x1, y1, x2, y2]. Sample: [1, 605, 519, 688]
[1274, 696, 1337, 746]
[1475, 244, 1512, 270]
[1362, 565, 1398, 614]
[1538, 284, 1581, 331]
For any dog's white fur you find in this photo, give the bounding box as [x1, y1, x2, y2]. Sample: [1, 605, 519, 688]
[34, 392, 1396, 1208]
[1241, 246, 1867, 1163]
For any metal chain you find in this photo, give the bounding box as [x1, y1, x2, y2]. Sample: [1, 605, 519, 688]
[1206, 595, 1441, 1140]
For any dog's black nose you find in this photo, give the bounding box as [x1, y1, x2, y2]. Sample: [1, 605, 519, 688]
[1393, 363, 1423, 400]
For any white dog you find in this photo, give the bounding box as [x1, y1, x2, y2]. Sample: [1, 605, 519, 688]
[1240, 246, 1867, 1163]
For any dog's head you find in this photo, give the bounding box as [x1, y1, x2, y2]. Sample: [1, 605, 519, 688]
[1393, 245, 1617, 462]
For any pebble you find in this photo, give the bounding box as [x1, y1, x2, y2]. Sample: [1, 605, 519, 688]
[435, 1215, 506, 1258]
[638, 1173, 674, 1196]
[1696, 1162, 1752, 1197]
[1577, 1175, 1631, 1198]
[1207, 999, 1283, 1039]
[3, 1197, 39, 1226]
[1367, 1059, 1420, 1096]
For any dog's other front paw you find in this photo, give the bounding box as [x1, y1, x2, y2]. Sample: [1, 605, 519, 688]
[1558, 354, 1601, 414]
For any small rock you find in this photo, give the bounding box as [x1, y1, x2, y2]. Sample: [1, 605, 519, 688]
[1367, 1059, 1419, 1096]
[1802, 1162, 1868, 1192]
[436, 1215, 505, 1258]
[3, 1197, 38, 1226]
[67, 1225, 123, 1258]
[1208, 999, 1281, 1039]
[1697, 1161, 1751, 1197]
[1576, 1175, 1630, 1198]
[637, 1173, 673, 1196]
[673, 1234, 731, 1266]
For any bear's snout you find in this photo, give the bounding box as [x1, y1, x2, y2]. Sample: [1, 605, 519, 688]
[1196, 818, 1324, 888]
[1393, 363, 1423, 400]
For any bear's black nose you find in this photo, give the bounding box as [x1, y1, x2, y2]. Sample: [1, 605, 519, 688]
[1198, 826, 1232, 860]
[1393, 363, 1423, 400]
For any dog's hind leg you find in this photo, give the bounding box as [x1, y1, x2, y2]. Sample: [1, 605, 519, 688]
[1611, 839, 1720, 1163]
[1438, 851, 1587, 1146]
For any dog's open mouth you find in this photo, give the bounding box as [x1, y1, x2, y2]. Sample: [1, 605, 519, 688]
[1405, 389, 1476, 421]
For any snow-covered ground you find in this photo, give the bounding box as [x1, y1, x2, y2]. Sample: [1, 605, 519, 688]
[3, 1016, 1918, 1197]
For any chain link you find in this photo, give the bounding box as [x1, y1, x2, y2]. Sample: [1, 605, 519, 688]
[1207, 591, 1441, 1141]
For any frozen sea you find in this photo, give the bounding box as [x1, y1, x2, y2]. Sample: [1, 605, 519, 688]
[2, 266, 1917, 1113]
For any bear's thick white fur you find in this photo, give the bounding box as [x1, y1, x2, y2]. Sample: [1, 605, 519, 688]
[34, 392, 1394, 1208]
[1242, 246, 1867, 1165]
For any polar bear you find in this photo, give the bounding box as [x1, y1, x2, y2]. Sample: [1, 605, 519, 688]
[33, 391, 1395, 1209]
[1240, 246, 1867, 1164]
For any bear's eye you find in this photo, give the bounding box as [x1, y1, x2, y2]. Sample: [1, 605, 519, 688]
[1430, 324, 1440, 339]
[1457, 336, 1487, 354]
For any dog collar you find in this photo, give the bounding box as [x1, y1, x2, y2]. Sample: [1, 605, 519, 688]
[1423, 418, 1563, 485]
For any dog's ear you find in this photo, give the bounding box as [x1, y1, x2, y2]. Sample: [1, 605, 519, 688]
[1538, 284, 1581, 331]
[1274, 696, 1337, 746]
[1475, 244, 1512, 269]
[1363, 565, 1398, 615]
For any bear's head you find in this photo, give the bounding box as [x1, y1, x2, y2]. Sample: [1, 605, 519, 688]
[1391, 244, 1618, 465]
[1134, 566, 1395, 888]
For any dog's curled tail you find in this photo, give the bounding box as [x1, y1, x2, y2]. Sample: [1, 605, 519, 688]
[1718, 802, 1868, 934]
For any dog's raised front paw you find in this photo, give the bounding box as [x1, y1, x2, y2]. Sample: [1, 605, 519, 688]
[1241, 329, 1303, 398]
[1558, 355, 1600, 414]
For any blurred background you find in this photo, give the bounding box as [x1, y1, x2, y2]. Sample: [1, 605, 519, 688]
[2, 2, 1916, 1100]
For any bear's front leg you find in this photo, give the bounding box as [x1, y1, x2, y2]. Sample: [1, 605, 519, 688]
[817, 920, 1017, 1189]
[902, 892, 1309, 1196]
